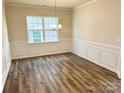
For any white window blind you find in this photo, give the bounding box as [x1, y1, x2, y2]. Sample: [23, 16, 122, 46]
[26, 16, 59, 43]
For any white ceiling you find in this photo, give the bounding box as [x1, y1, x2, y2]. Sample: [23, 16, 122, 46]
[5, 0, 92, 8]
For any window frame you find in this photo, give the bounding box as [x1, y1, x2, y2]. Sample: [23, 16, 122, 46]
[26, 16, 60, 44]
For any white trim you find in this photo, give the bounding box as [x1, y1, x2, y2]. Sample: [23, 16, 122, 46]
[5, 0, 98, 10]
[2, 44, 12, 91]
[116, 53, 121, 78]
[100, 49, 119, 67]
[28, 40, 60, 44]
[2, 44, 10, 55]
[12, 50, 70, 60]
[10, 39, 71, 46]
[10, 39, 71, 59]
[73, 39, 120, 50]
[116, 70, 121, 79]
[72, 39, 120, 78]
[10, 39, 121, 78]
[2, 63, 11, 91]
[5, 2, 72, 10]
[74, 0, 98, 9]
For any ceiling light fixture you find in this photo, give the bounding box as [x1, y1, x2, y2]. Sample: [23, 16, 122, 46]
[48, 0, 62, 30]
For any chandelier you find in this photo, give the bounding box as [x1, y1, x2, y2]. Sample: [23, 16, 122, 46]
[48, 0, 62, 30]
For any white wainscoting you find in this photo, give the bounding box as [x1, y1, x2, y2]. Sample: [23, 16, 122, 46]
[72, 39, 120, 78]
[10, 38, 121, 78]
[2, 44, 11, 90]
[10, 39, 71, 59]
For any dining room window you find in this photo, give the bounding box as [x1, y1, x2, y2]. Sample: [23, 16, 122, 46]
[26, 16, 59, 43]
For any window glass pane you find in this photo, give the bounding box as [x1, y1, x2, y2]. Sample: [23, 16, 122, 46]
[27, 16, 43, 30]
[45, 30, 58, 42]
[33, 31, 41, 42]
[44, 17, 58, 30]
[44, 17, 58, 42]
[26, 16, 43, 43]
[28, 31, 44, 43]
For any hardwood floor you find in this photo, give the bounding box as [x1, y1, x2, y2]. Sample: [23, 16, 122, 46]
[3, 53, 120, 93]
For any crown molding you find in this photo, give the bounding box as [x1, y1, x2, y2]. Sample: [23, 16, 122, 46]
[5, 2, 73, 10]
[5, 0, 99, 10]
[74, 0, 98, 9]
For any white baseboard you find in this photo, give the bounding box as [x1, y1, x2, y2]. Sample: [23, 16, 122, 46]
[72, 39, 120, 78]
[12, 50, 70, 59]
[2, 63, 11, 90]
[116, 70, 121, 79]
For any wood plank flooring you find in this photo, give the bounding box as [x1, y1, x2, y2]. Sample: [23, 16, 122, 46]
[3, 53, 121, 93]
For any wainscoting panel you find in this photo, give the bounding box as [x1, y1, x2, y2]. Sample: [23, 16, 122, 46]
[100, 50, 118, 67]
[10, 39, 71, 59]
[72, 39, 120, 78]
[2, 44, 11, 90]
[87, 47, 100, 61]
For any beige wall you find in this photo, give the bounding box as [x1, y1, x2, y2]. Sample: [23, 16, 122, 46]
[6, 0, 121, 46]
[5, 5, 72, 59]
[6, 5, 72, 42]
[73, 0, 121, 46]
[5, 0, 121, 60]
[2, 2, 11, 90]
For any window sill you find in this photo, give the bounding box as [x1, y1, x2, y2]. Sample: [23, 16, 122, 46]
[28, 41, 59, 45]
